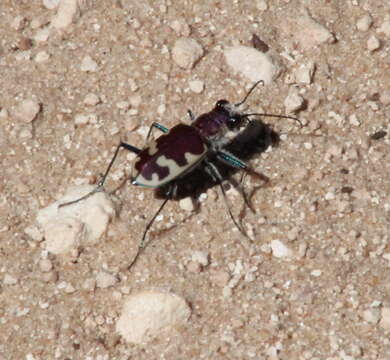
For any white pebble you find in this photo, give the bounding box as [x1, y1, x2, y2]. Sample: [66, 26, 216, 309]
[14, 98, 40, 123]
[172, 38, 204, 69]
[294, 9, 335, 49]
[116, 101, 130, 110]
[294, 62, 315, 84]
[33, 27, 50, 43]
[256, 0, 268, 11]
[191, 251, 209, 266]
[35, 51, 50, 62]
[379, 91, 390, 106]
[51, 0, 79, 30]
[377, 20, 390, 36]
[356, 14, 373, 32]
[284, 90, 305, 113]
[39, 258, 53, 272]
[224, 46, 281, 84]
[270, 240, 292, 258]
[367, 35, 381, 51]
[116, 291, 191, 343]
[43, 0, 60, 9]
[84, 93, 100, 106]
[3, 274, 18, 285]
[80, 55, 98, 72]
[36, 185, 115, 255]
[74, 113, 97, 125]
[189, 80, 204, 94]
[96, 271, 118, 288]
[379, 307, 390, 330]
[311, 269, 322, 277]
[363, 308, 381, 324]
[169, 19, 191, 37]
[179, 197, 195, 212]
[349, 114, 360, 126]
[24, 225, 44, 242]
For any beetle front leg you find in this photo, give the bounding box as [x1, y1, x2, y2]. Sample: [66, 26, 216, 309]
[145, 122, 169, 143]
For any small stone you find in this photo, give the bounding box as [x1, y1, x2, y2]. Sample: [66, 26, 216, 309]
[294, 62, 315, 84]
[187, 261, 201, 273]
[17, 37, 33, 51]
[294, 9, 335, 50]
[363, 308, 381, 324]
[284, 90, 305, 113]
[224, 46, 281, 84]
[64, 283, 76, 293]
[179, 197, 195, 212]
[80, 55, 98, 72]
[349, 114, 360, 126]
[379, 91, 390, 106]
[51, 0, 78, 30]
[129, 94, 142, 108]
[39, 259, 53, 272]
[356, 14, 373, 32]
[35, 51, 50, 62]
[116, 291, 191, 343]
[43, 0, 60, 10]
[3, 274, 18, 285]
[11, 15, 26, 31]
[191, 251, 209, 266]
[377, 20, 390, 37]
[311, 269, 322, 277]
[116, 101, 130, 110]
[367, 35, 381, 51]
[74, 113, 97, 125]
[83, 93, 100, 106]
[82, 278, 96, 292]
[36, 185, 115, 254]
[24, 225, 44, 242]
[379, 307, 390, 330]
[189, 80, 204, 94]
[14, 98, 41, 123]
[169, 19, 191, 37]
[33, 27, 50, 43]
[172, 38, 204, 69]
[256, 0, 268, 11]
[96, 271, 118, 288]
[211, 270, 230, 287]
[270, 240, 292, 258]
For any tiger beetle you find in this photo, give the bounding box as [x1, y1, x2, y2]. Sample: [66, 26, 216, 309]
[60, 80, 302, 270]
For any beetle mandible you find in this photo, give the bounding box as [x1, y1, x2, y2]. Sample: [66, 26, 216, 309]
[60, 81, 301, 270]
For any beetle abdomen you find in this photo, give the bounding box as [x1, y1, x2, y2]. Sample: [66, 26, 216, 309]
[132, 124, 207, 187]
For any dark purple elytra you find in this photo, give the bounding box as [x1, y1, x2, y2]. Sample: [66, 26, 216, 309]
[132, 124, 207, 187]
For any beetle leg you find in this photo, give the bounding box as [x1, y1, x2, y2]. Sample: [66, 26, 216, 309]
[145, 122, 169, 143]
[216, 150, 269, 183]
[187, 109, 195, 121]
[59, 142, 141, 207]
[128, 182, 177, 271]
[204, 161, 248, 238]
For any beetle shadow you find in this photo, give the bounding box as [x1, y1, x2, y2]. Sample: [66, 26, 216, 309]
[155, 119, 280, 201]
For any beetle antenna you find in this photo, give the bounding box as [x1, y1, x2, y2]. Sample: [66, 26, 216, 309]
[243, 113, 303, 128]
[235, 80, 264, 107]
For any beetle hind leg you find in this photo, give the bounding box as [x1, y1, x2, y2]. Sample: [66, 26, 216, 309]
[59, 142, 141, 208]
[204, 161, 248, 238]
[127, 182, 177, 271]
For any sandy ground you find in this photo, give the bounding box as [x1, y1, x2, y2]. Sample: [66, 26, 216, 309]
[1, 1, 389, 359]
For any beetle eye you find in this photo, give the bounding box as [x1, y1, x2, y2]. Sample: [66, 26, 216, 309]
[216, 99, 229, 108]
[227, 116, 242, 130]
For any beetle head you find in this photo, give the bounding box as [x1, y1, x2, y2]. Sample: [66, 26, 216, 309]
[215, 99, 245, 130]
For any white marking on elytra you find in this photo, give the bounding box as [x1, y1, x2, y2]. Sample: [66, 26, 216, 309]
[147, 140, 159, 156]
